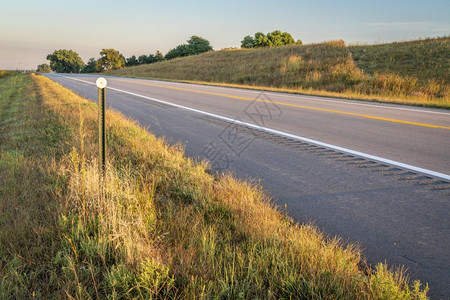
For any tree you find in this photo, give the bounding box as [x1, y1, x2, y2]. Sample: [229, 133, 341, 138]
[46, 49, 84, 73]
[186, 36, 213, 55]
[280, 32, 296, 45]
[138, 55, 148, 64]
[36, 63, 51, 73]
[266, 30, 285, 47]
[82, 58, 98, 73]
[241, 35, 255, 48]
[155, 50, 164, 61]
[254, 32, 270, 47]
[146, 54, 158, 64]
[165, 44, 190, 60]
[125, 51, 164, 66]
[126, 55, 139, 66]
[241, 31, 301, 48]
[96, 48, 125, 72]
[165, 36, 213, 60]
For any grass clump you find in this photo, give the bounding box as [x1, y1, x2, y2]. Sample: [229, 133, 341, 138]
[0, 73, 429, 298]
[109, 37, 450, 108]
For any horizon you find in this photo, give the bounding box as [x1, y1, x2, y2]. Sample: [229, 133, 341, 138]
[1, 0, 449, 70]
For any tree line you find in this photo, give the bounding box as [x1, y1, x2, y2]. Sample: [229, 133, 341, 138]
[38, 31, 301, 73]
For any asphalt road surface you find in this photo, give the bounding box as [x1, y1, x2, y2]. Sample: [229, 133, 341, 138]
[46, 74, 450, 298]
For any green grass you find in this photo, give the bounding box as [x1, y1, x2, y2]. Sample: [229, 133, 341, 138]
[349, 37, 450, 83]
[0, 73, 70, 298]
[108, 38, 450, 108]
[0, 73, 429, 298]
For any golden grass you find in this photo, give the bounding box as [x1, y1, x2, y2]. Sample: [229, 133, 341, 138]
[108, 39, 450, 108]
[0, 73, 429, 298]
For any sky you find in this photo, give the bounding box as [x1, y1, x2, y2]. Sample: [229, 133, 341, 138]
[1, 0, 449, 70]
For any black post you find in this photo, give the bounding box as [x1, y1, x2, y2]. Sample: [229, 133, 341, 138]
[98, 87, 106, 177]
[96, 77, 107, 196]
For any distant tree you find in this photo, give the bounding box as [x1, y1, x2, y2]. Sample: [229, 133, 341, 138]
[82, 58, 98, 73]
[124, 51, 164, 66]
[155, 50, 164, 61]
[281, 32, 296, 45]
[146, 54, 157, 64]
[165, 36, 213, 60]
[138, 55, 148, 64]
[266, 30, 285, 47]
[241, 35, 255, 48]
[242, 31, 301, 48]
[165, 44, 190, 60]
[96, 48, 125, 71]
[281, 32, 301, 46]
[126, 55, 139, 66]
[46, 49, 84, 73]
[36, 63, 51, 73]
[186, 36, 213, 54]
[254, 32, 270, 47]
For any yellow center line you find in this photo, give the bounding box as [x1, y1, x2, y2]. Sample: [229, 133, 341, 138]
[117, 79, 450, 130]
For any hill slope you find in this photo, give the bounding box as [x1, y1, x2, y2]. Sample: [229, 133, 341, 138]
[349, 37, 449, 83]
[109, 38, 450, 107]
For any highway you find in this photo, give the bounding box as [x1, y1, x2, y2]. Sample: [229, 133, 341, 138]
[46, 74, 450, 298]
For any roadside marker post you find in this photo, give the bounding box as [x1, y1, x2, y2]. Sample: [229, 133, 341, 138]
[96, 77, 107, 195]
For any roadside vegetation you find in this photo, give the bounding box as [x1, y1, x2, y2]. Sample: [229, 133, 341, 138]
[0, 72, 429, 298]
[0, 70, 20, 78]
[108, 37, 449, 108]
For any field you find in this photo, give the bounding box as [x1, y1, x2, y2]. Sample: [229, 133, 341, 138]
[108, 37, 450, 108]
[0, 72, 429, 298]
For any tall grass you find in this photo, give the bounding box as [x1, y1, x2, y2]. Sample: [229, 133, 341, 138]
[109, 38, 450, 108]
[350, 37, 449, 101]
[0, 73, 429, 298]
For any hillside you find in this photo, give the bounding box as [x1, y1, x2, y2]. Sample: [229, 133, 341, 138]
[349, 37, 450, 83]
[109, 38, 450, 107]
[0, 72, 428, 298]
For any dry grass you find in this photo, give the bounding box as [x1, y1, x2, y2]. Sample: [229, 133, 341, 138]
[108, 39, 450, 108]
[0, 73, 429, 298]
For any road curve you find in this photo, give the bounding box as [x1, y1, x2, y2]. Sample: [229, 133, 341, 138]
[46, 74, 450, 298]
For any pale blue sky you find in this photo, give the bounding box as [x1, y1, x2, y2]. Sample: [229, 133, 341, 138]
[1, 0, 449, 69]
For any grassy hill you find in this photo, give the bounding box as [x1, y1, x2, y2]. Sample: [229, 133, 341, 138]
[109, 37, 450, 108]
[349, 37, 449, 83]
[0, 72, 428, 298]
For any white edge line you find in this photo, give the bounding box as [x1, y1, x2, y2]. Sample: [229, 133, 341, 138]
[56, 74, 450, 181]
